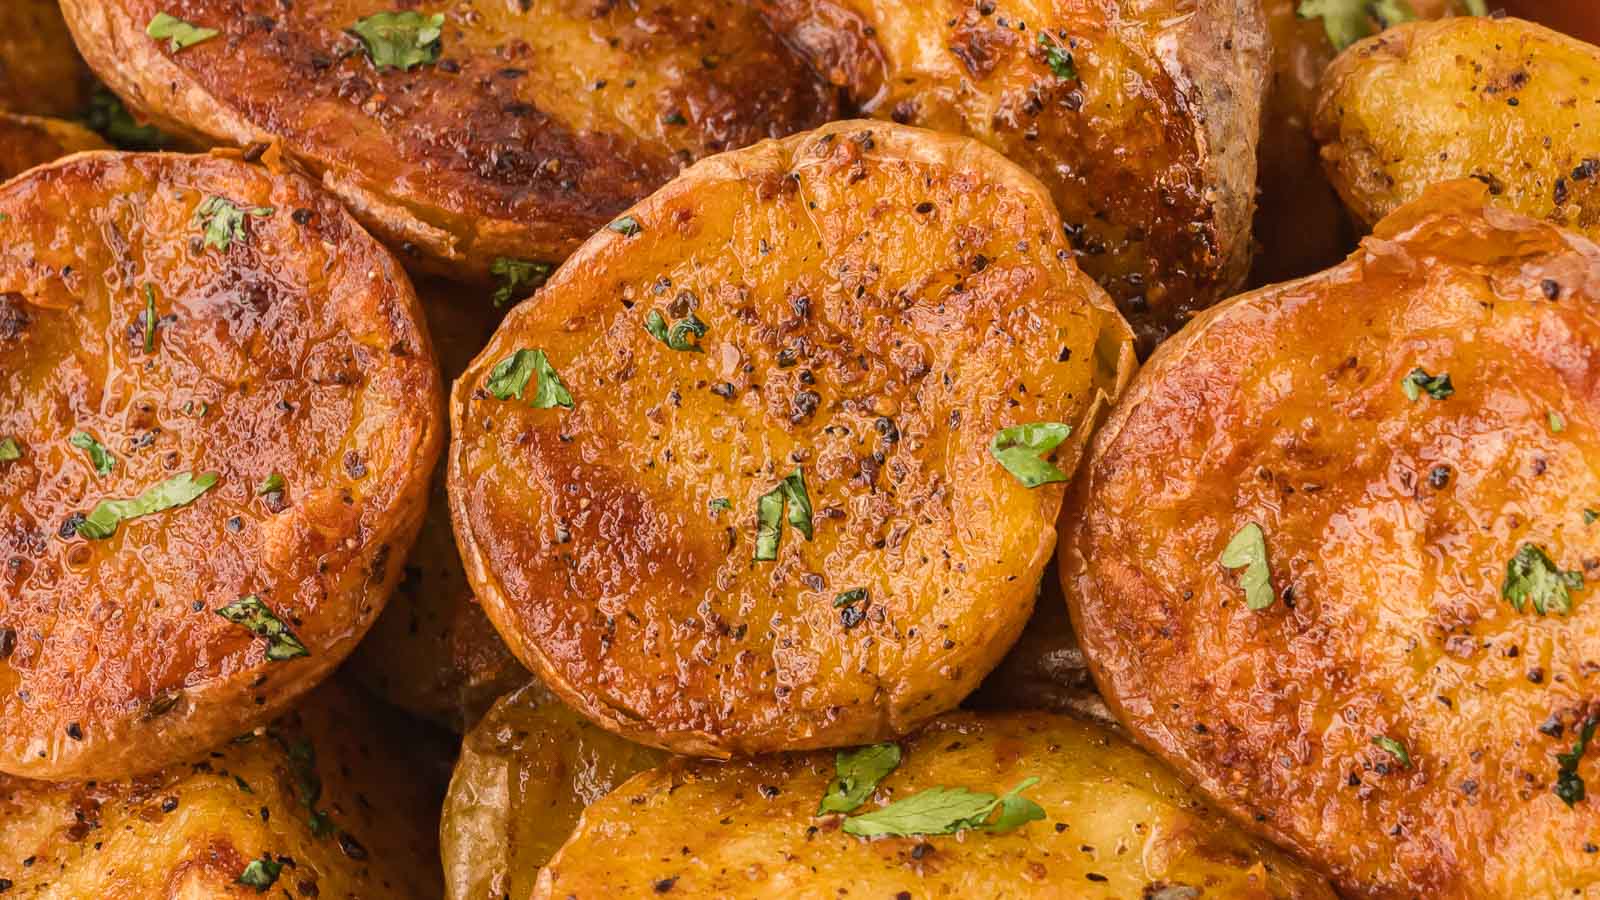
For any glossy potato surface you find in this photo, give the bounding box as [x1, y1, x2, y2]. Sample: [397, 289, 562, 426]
[1315, 17, 1600, 240]
[0, 113, 109, 182]
[756, 0, 1269, 352]
[62, 0, 837, 282]
[0, 152, 441, 779]
[1063, 183, 1600, 898]
[441, 681, 667, 900]
[450, 121, 1135, 756]
[536, 711, 1337, 898]
[0, 680, 445, 899]
[0, 0, 94, 118]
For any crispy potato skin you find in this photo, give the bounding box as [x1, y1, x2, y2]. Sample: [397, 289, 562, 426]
[0, 152, 441, 779]
[535, 711, 1336, 899]
[1063, 183, 1600, 898]
[349, 280, 526, 731]
[450, 121, 1135, 756]
[0, 680, 445, 899]
[1314, 17, 1600, 240]
[756, 0, 1269, 352]
[441, 681, 667, 900]
[0, 114, 109, 182]
[0, 0, 94, 119]
[60, 0, 838, 282]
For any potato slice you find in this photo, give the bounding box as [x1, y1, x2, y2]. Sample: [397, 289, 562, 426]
[754, 0, 1270, 352]
[441, 681, 667, 900]
[0, 680, 446, 899]
[1062, 182, 1600, 897]
[0, 113, 109, 181]
[1315, 16, 1600, 240]
[60, 0, 837, 283]
[0, 152, 441, 779]
[0, 0, 94, 118]
[535, 711, 1336, 898]
[449, 121, 1135, 756]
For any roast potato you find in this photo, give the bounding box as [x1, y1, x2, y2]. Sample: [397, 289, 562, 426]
[0, 152, 441, 779]
[60, 0, 837, 284]
[756, 0, 1270, 352]
[0, 0, 94, 119]
[1062, 181, 1600, 898]
[0, 680, 445, 899]
[441, 681, 667, 900]
[0, 113, 109, 182]
[449, 121, 1136, 756]
[1314, 16, 1600, 240]
[535, 710, 1337, 898]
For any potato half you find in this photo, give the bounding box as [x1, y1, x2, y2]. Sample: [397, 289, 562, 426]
[1315, 16, 1600, 241]
[449, 120, 1135, 756]
[0, 152, 441, 779]
[535, 711, 1336, 898]
[0, 113, 109, 182]
[1063, 182, 1600, 898]
[60, 0, 837, 283]
[441, 681, 667, 900]
[755, 0, 1269, 352]
[0, 0, 94, 119]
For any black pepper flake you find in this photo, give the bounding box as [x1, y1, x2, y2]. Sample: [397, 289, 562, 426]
[840, 605, 865, 630]
[914, 201, 934, 214]
[653, 877, 678, 893]
[59, 513, 86, 539]
[1542, 279, 1561, 300]
[66, 722, 83, 741]
[875, 417, 899, 443]
[0, 628, 14, 661]
[226, 516, 243, 534]
[336, 831, 367, 860]
[160, 796, 178, 813]
[710, 382, 735, 399]
[343, 450, 368, 479]
[291, 208, 314, 225]
[1086, 873, 1108, 883]
[1428, 466, 1451, 488]
[1527, 667, 1545, 684]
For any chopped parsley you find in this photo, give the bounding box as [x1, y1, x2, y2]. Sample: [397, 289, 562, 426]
[257, 473, 285, 495]
[216, 595, 310, 661]
[280, 735, 337, 836]
[708, 497, 731, 514]
[1555, 717, 1597, 808]
[236, 856, 282, 891]
[1401, 367, 1453, 402]
[645, 309, 708, 353]
[0, 437, 20, 462]
[77, 471, 217, 539]
[489, 257, 552, 308]
[1220, 522, 1275, 611]
[834, 588, 867, 608]
[1550, 411, 1566, 433]
[1502, 543, 1584, 616]
[146, 12, 220, 52]
[143, 285, 158, 353]
[819, 743, 901, 814]
[485, 348, 573, 409]
[1297, 0, 1416, 51]
[1371, 735, 1412, 768]
[989, 422, 1072, 488]
[348, 11, 445, 71]
[194, 196, 273, 252]
[1037, 32, 1077, 80]
[608, 215, 642, 237]
[1586, 508, 1599, 525]
[753, 467, 813, 561]
[842, 777, 1044, 838]
[69, 431, 116, 477]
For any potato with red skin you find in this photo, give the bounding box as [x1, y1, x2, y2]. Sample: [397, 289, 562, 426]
[60, 0, 837, 283]
[0, 152, 441, 779]
[0, 0, 95, 119]
[0, 113, 109, 181]
[450, 120, 1135, 757]
[1063, 182, 1600, 898]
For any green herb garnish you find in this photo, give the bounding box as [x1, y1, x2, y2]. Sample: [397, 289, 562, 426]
[842, 778, 1044, 838]
[489, 257, 553, 308]
[1502, 543, 1584, 615]
[348, 11, 445, 71]
[143, 284, 158, 353]
[1555, 717, 1597, 808]
[1297, 0, 1417, 50]
[1401, 367, 1453, 402]
[257, 473, 285, 495]
[216, 595, 310, 661]
[1372, 735, 1412, 768]
[644, 310, 708, 352]
[0, 437, 20, 462]
[1037, 32, 1076, 80]
[194, 196, 273, 252]
[819, 743, 901, 814]
[709, 497, 731, 514]
[146, 12, 220, 52]
[1550, 411, 1566, 433]
[752, 467, 815, 561]
[70, 431, 116, 477]
[608, 215, 642, 237]
[1585, 508, 1598, 525]
[485, 348, 573, 409]
[236, 857, 282, 891]
[989, 422, 1071, 488]
[1220, 522, 1275, 611]
[834, 588, 867, 608]
[77, 471, 217, 539]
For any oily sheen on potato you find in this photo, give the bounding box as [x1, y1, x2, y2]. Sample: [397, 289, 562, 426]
[1062, 182, 1600, 898]
[0, 152, 440, 779]
[61, 0, 837, 283]
[450, 121, 1135, 756]
[534, 711, 1337, 899]
[755, 0, 1269, 352]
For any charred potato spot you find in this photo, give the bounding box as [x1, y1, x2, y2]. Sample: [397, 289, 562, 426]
[1063, 183, 1600, 897]
[441, 681, 667, 900]
[533, 711, 1337, 898]
[0, 0, 95, 119]
[61, 0, 838, 280]
[450, 121, 1134, 756]
[1315, 16, 1600, 241]
[0, 114, 109, 182]
[0, 152, 440, 779]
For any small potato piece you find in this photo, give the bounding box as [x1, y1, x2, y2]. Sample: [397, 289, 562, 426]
[0, 153, 441, 779]
[0, 113, 109, 181]
[755, 0, 1270, 352]
[1063, 182, 1600, 898]
[0, 680, 444, 899]
[450, 121, 1135, 756]
[1314, 16, 1600, 239]
[0, 0, 94, 118]
[61, 0, 837, 282]
[535, 711, 1337, 899]
[441, 681, 667, 900]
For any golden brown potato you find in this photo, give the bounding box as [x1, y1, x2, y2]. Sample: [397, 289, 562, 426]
[0, 0, 94, 118]
[756, 0, 1269, 352]
[350, 279, 527, 731]
[536, 711, 1337, 898]
[0, 680, 445, 899]
[61, 0, 837, 284]
[1314, 16, 1600, 240]
[450, 121, 1136, 757]
[0, 113, 109, 182]
[1062, 182, 1600, 898]
[0, 152, 441, 779]
[441, 681, 667, 900]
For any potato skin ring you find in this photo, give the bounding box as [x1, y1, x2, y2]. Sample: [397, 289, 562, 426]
[1063, 181, 1600, 898]
[0, 152, 441, 779]
[450, 120, 1135, 757]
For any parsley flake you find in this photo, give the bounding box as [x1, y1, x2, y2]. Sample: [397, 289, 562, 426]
[819, 743, 901, 814]
[645, 309, 708, 352]
[1037, 32, 1077, 80]
[608, 215, 642, 237]
[1502, 543, 1584, 615]
[708, 497, 731, 514]
[236, 857, 282, 891]
[1401, 367, 1453, 402]
[753, 467, 813, 561]
[216, 595, 310, 661]
[194, 196, 273, 252]
[146, 12, 220, 52]
[490, 257, 552, 308]
[990, 422, 1072, 488]
[485, 348, 573, 408]
[349, 11, 445, 71]
[77, 471, 218, 540]
[0, 437, 19, 462]
[1555, 717, 1597, 808]
[257, 473, 285, 495]
[834, 588, 867, 608]
[1220, 522, 1275, 611]
[1372, 735, 1412, 768]
[842, 777, 1045, 838]
[1585, 508, 1598, 526]
[143, 284, 158, 353]
[1550, 411, 1566, 433]
[69, 431, 116, 477]
[1297, 0, 1416, 50]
